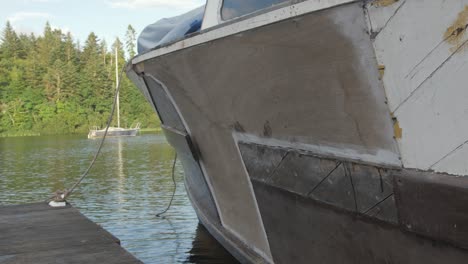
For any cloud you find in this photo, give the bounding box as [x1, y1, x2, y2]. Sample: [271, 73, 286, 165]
[7, 12, 51, 23]
[25, 0, 61, 3]
[11, 25, 36, 35]
[5, 12, 67, 36]
[107, 0, 204, 10]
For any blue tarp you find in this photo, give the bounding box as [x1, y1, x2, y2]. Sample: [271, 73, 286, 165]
[137, 6, 205, 54]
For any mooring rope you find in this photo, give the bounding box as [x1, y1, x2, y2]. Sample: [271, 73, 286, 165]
[48, 61, 180, 217]
[48, 62, 128, 203]
[156, 152, 178, 217]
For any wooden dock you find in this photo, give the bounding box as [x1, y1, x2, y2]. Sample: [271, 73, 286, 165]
[0, 203, 142, 264]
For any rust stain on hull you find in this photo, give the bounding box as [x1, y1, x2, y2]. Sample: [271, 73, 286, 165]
[444, 6, 468, 52]
[372, 0, 400, 7]
[378, 65, 385, 80]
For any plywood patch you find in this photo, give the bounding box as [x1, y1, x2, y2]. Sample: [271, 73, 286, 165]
[444, 6, 468, 52]
[393, 120, 402, 139]
[372, 0, 400, 7]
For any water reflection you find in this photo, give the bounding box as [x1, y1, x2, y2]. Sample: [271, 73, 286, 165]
[0, 134, 238, 263]
[116, 137, 126, 204]
[186, 224, 240, 264]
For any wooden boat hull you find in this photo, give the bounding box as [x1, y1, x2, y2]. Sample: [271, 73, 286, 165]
[128, 1, 468, 263]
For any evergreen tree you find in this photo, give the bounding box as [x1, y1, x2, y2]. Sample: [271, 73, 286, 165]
[0, 21, 20, 59]
[125, 25, 137, 59]
[0, 22, 160, 136]
[64, 32, 77, 63]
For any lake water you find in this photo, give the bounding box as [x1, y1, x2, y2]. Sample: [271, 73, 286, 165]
[0, 134, 239, 264]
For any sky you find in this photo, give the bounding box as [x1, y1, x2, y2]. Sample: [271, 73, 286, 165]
[0, 0, 205, 47]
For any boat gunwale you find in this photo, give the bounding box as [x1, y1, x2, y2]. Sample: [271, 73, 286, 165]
[131, 0, 358, 64]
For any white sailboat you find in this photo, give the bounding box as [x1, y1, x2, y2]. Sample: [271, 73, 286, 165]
[88, 47, 140, 139]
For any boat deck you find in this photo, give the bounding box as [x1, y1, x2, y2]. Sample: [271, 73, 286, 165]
[0, 202, 142, 264]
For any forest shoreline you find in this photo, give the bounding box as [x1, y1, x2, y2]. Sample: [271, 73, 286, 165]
[0, 127, 162, 138]
[0, 22, 161, 136]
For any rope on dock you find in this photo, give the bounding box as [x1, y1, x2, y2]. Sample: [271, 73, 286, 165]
[48, 62, 129, 204]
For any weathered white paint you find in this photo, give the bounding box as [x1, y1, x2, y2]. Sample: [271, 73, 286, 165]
[371, 0, 468, 111]
[201, 0, 220, 30]
[233, 133, 402, 168]
[393, 48, 468, 172]
[433, 142, 468, 176]
[368, 0, 468, 175]
[133, 0, 356, 64]
[365, 0, 406, 34]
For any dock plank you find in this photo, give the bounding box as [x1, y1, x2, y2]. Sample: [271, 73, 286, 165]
[0, 244, 139, 264]
[0, 203, 141, 263]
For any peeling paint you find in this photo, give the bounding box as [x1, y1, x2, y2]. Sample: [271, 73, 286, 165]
[372, 0, 400, 8]
[378, 65, 385, 79]
[369, 1, 468, 175]
[444, 6, 468, 52]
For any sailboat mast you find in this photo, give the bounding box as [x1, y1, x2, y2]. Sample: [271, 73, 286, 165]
[115, 45, 120, 128]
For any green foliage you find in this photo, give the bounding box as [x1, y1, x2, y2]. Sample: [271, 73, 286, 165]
[125, 25, 137, 59]
[0, 22, 160, 136]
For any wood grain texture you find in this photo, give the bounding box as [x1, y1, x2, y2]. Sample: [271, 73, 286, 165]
[0, 203, 141, 264]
